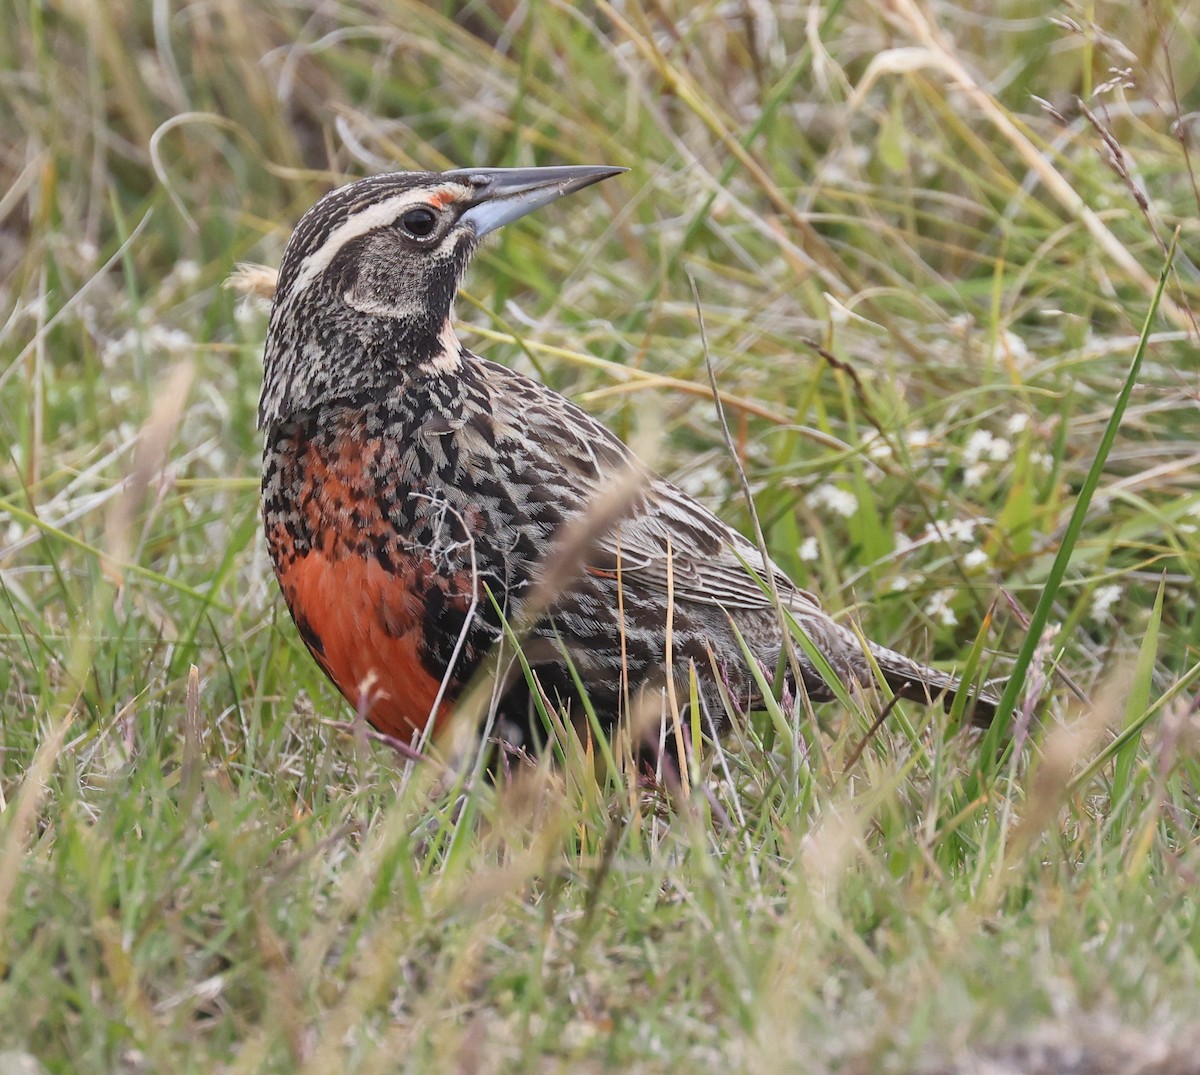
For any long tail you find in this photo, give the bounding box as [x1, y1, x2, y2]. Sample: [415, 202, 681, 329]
[782, 601, 999, 726]
[866, 639, 998, 726]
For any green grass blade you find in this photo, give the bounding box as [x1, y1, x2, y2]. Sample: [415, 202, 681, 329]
[1113, 578, 1164, 806]
[976, 231, 1180, 771]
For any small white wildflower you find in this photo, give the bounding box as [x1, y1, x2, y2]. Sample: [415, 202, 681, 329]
[24, 295, 50, 321]
[863, 434, 892, 462]
[172, 259, 201, 286]
[924, 590, 958, 627]
[102, 328, 139, 363]
[894, 530, 916, 552]
[809, 483, 858, 518]
[821, 159, 853, 186]
[962, 548, 989, 570]
[906, 428, 934, 451]
[674, 463, 724, 500]
[146, 325, 192, 354]
[1000, 330, 1032, 364]
[798, 536, 820, 562]
[1005, 413, 1029, 435]
[889, 574, 912, 593]
[963, 462, 989, 488]
[945, 518, 977, 542]
[1090, 583, 1122, 619]
[924, 518, 977, 544]
[963, 429, 990, 462]
[964, 429, 1011, 464]
[1030, 451, 1054, 471]
[78, 240, 99, 265]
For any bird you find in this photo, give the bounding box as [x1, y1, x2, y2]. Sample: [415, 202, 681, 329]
[259, 164, 997, 754]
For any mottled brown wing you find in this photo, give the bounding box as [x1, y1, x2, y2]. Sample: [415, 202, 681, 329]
[484, 357, 822, 616]
[587, 476, 825, 614]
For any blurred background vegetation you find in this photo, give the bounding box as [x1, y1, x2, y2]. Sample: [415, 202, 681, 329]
[1, 1, 1199, 1071]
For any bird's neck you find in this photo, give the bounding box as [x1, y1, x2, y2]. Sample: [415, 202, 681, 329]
[260, 309, 466, 428]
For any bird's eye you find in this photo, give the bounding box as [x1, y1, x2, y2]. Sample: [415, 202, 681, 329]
[400, 207, 438, 239]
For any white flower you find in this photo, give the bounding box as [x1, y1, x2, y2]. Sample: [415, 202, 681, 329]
[864, 434, 892, 462]
[147, 325, 193, 354]
[963, 462, 989, 488]
[944, 518, 977, 542]
[172, 259, 201, 285]
[1090, 584, 1122, 619]
[962, 548, 989, 570]
[889, 574, 912, 593]
[924, 590, 958, 627]
[906, 428, 934, 451]
[1005, 413, 1029, 435]
[798, 536, 820, 562]
[23, 295, 50, 321]
[674, 463, 723, 500]
[923, 518, 977, 544]
[102, 328, 139, 363]
[1000, 330, 1032, 364]
[809, 483, 858, 518]
[964, 429, 1011, 464]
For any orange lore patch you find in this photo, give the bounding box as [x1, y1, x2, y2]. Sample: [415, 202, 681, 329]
[277, 548, 455, 743]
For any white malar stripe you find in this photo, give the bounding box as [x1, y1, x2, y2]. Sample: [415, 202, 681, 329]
[291, 190, 441, 296]
[428, 318, 464, 372]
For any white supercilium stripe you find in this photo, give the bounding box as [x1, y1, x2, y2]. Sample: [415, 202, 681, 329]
[290, 189, 447, 296]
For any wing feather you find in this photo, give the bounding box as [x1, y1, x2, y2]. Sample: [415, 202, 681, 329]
[486, 358, 821, 615]
[586, 479, 823, 614]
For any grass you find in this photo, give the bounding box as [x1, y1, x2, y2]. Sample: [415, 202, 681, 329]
[2, 0, 1200, 1070]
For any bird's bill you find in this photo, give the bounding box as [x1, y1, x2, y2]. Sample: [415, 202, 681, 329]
[450, 165, 626, 238]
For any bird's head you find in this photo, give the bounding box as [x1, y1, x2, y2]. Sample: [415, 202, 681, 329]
[259, 164, 624, 428]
